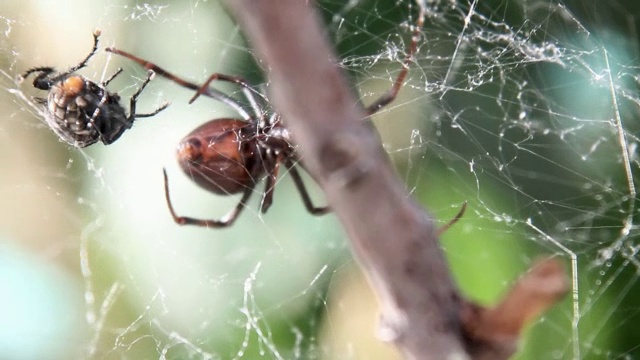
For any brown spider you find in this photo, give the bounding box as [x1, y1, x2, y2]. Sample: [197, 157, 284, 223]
[105, 8, 425, 228]
[19, 30, 168, 147]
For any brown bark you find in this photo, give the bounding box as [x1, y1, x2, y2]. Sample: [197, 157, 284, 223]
[222, 1, 569, 359]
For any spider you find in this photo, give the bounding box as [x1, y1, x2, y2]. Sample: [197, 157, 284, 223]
[19, 30, 168, 147]
[105, 8, 425, 228]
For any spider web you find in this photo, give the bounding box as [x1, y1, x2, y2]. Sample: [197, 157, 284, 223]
[1, 0, 639, 359]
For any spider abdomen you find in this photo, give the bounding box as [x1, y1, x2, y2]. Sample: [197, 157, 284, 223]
[45, 75, 128, 147]
[177, 118, 260, 195]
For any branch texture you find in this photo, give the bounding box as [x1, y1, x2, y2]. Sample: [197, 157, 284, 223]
[222, 1, 568, 359]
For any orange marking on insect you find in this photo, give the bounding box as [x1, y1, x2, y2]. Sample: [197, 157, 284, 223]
[61, 76, 85, 96]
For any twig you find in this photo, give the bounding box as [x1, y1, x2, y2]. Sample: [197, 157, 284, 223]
[222, 1, 568, 359]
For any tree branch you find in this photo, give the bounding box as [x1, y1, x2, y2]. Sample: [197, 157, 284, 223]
[222, 1, 568, 359]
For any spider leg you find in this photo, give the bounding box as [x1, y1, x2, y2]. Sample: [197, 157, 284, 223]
[19, 66, 55, 82]
[89, 95, 110, 144]
[163, 168, 254, 227]
[96, 70, 167, 145]
[129, 70, 169, 119]
[189, 73, 266, 119]
[129, 70, 155, 112]
[102, 68, 123, 87]
[260, 152, 282, 214]
[106, 47, 254, 120]
[51, 30, 101, 83]
[364, 7, 424, 116]
[284, 160, 330, 215]
[436, 201, 467, 236]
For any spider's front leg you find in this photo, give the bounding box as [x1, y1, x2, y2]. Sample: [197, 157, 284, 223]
[364, 8, 423, 116]
[190, 73, 265, 119]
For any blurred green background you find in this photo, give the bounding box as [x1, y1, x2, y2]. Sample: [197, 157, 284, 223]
[1, 0, 639, 359]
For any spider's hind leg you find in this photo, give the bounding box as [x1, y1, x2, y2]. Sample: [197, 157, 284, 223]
[163, 168, 255, 228]
[285, 160, 330, 215]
